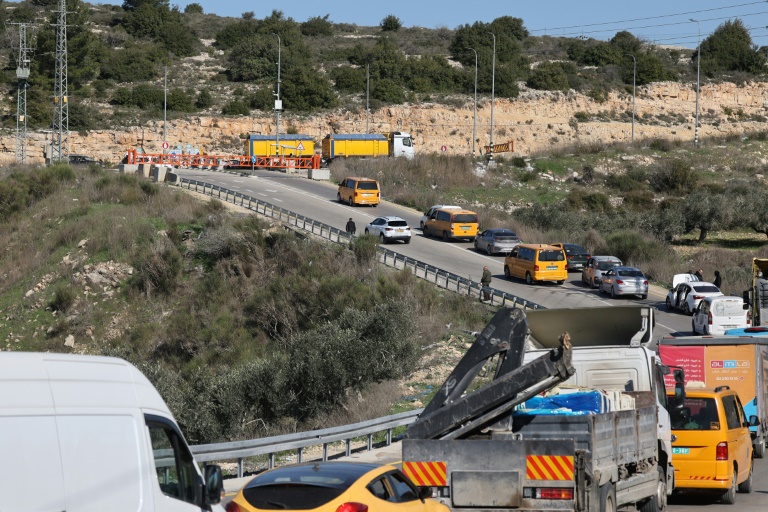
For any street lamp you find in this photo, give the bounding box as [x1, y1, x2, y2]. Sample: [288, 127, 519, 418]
[624, 54, 636, 144]
[163, 65, 167, 147]
[273, 33, 282, 157]
[466, 47, 478, 157]
[690, 18, 701, 148]
[487, 31, 496, 163]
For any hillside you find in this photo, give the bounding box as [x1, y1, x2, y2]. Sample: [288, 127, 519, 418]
[1, 3, 766, 163]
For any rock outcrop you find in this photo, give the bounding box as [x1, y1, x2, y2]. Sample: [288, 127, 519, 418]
[5, 80, 767, 164]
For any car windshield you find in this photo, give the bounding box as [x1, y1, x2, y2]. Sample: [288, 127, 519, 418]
[493, 231, 518, 240]
[453, 214, 477, 223]
[539, 250, 565, 262]
[670, 397, 719, 430]
[598, 261, 621, 270]
[618, 269, 643, 277]
[692, 284, 720, 293]
[564, 244, 587, 254]
[388, 220, 408, 227]
[356, 181, 378, 190]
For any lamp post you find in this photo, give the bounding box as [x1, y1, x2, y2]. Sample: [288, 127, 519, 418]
[690, 18, 701, 148]
[466, 47, 478, 156]
[273, 34, 282, 157]
[487, 32, 496, 163]
[624, 54, 636, 144]
[163, 65, 167, 146]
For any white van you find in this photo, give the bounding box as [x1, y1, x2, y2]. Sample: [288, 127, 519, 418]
[692, 295, 751, 335]
[0, 352, 224, 512]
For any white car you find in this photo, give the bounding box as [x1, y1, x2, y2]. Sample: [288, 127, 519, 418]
[692, 296, 750, 335]
[420, 205, 461, 230]
[365, 216, 412, 244]
[665, 273, 723, 315]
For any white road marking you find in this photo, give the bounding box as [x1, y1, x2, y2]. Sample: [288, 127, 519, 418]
[273, 198, 283, 202]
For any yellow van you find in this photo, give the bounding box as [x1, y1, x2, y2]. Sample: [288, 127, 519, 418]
[422, 208, 478, 242]
[668, 386, 755, 504]
[337, 177, 380, 206]
[504, 244, 567, 285]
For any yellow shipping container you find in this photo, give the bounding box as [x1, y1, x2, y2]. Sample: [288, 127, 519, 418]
[321, 134, 390, 160]
[244, 134, 315, 157]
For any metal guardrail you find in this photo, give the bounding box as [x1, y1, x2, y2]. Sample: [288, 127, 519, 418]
[177, 177, 544, 310]
[191, 409, 422, 478]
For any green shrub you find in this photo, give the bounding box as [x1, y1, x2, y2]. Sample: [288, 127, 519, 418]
[351, 234, 379, 264]
[606, 230, 674, 268]
[573, 111, 590, 122]
[648, 138, 673, 152]
[131, 238, 183, 296]
[301, 15, 333, 36]
[48, 282, 77, 313]
[380, 14, 402, 31]
[649, 159, 697, 194]
[222, 100, 251, 116]
[565, 189, 612, 213]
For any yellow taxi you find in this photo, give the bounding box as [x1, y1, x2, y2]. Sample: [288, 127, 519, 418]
[668, 386, 755, 504]
[225, 461, 450, 512]
[504, 244, 567, 285]
[338, 177, 380, 206]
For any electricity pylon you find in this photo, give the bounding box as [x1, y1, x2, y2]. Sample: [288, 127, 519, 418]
[51, 0, 69, 163]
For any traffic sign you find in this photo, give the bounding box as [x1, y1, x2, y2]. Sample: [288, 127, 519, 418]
[441, 145, 447, 153]
[162, 141, 169, 149]
[251, 156, 257, 163]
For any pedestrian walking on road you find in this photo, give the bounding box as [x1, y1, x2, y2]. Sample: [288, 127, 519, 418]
[713, 270, 722, 289]
[481, 266, 492, 301]
[345, 217, 356, 236]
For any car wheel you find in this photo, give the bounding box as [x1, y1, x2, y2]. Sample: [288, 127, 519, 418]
[504, 266, 511, 279]
[442, 231, 450, 242]
[364, 229, 370, 235]
[404, 237, 411, 244]
[525, 272, 533, 285]
[665, 297, 672, 310]
[420, 221, 425, 230]
[599, 483, 616, 512]
[721, 469, 737, 504]
[640, 294, 648, 300]
[379, 233, 386, 244]
[348, 197, 354, 207]
[683, 303, 691, 315]
[611, 287, 617, 299]
[591, 278, 597, 289]
[423, 225, 430, 237]
[738, 460, 753, 493]
[556, 280, 564, 285]
[337, 193, 342, 203]
[639, 466, 667, 512]
[755, 439, 766, 459]
[474, 240, 481, 252]
[485, 244, 492, 255]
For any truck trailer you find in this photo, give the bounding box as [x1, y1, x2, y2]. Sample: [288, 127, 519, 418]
[658, 335, 768, 458]
[402, 306, 680, 512]
[321, 132, 414, 162]
[244, 134, 315, 157]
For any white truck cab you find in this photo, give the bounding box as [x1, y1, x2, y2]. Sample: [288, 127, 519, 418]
[0, 352, 224, 512]
[389, 131, 415, 159]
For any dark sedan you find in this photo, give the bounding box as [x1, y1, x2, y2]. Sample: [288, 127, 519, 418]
[552, 243, 590, 271]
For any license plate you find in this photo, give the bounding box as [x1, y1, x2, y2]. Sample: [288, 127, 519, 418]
[672, 447, 690, 455]
[723, 325, 737, 329]
[363, 193, 372, 197]
[397, 229, 404, 233]
[547, 266, 557, 270]
[461, 226, 470, 230]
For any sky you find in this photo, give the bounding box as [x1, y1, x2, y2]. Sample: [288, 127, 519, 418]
[10, 1, 768, 48]
[168, 0, 768, 48]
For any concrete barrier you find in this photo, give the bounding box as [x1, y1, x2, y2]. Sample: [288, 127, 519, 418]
[119, 163, 138, 174]
[151, 165, 170, 182]
[308, 168, 330, 181]
[138, 163, 152, 178]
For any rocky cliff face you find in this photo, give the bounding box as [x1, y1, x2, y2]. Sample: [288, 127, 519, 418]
[5, 81, 767, 165]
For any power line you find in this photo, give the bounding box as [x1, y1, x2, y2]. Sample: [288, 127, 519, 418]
[529, 1, 768, 33]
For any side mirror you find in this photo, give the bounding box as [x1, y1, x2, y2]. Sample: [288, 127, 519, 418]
[203, 464, 223, 505]
[750, 415, 760, 427]
[743, 303, 750, 310]
[418, 487, 433, 501]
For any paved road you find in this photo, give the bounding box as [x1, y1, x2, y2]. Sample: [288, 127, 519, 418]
[176, 168, 692, 338]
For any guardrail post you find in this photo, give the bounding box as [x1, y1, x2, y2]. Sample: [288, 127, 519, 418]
[367, 434, 373, 451]
[237, 458, 243, 478]
[298, 447, 303, 464]
[345, 439, 351, 457]
[323, 443, 329, 461]
[386, 429, 392, 445]
[268, 453, 275, 469]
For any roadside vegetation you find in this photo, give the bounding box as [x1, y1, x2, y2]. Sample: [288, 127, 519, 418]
[0, 163, 486, 444]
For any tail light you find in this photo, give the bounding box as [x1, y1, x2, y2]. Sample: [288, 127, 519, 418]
[708, 311, 713, 325]
[337, 503, 369, 512]
[616, 279, 625, 285]
[225, 502, 241, 512]
[716, 442, 728, 460]
[643, 280, 649, 285]
[523, 487, 574, 500]
[747, 310, 752, 326]
[385, 227, 393, 232]
[534, 264, 540, 271]
[566, 255, 574, 259]
[693, 295, 705, 300]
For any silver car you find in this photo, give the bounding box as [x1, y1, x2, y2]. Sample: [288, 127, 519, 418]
[599, 266, 649, 299]
[474, 228, 521, 255]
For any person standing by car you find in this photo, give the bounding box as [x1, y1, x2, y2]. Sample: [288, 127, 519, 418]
[345, 217, 356, 236]
[713, 270, 722, 289]
[694, 269, 704, 281]
[481, 266, 492, 301]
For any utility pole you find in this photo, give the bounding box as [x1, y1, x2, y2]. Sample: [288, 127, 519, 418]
[13, 23, 33, 164]
[690, 18, 701, 148]
[625, 54, 636, 144]
[51, 0, 69, 163]
[487, 32, 496, 163]
[366, 64, 370, 134]
[163, 65, 167, 145]
[273, 34, 282, 157]
[466, 47, 478, 156]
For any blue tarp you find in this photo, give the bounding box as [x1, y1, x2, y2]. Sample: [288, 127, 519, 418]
[516, 390, 608, 416]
